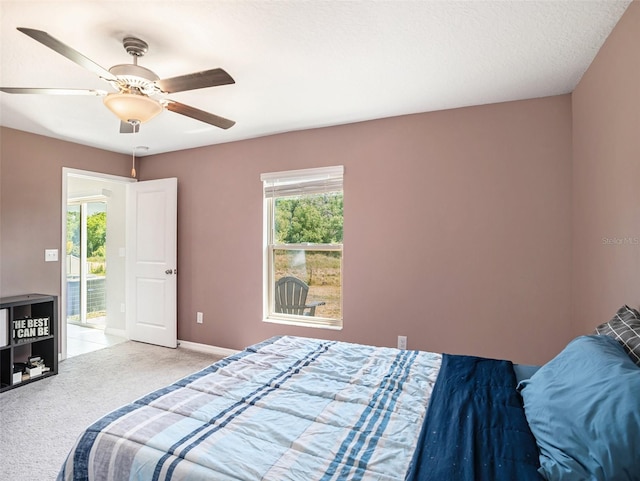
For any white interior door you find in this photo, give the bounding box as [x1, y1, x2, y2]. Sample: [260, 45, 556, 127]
[126, 178, 178, 348]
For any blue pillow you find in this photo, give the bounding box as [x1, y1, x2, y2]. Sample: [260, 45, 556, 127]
[518, 335, 640, 481]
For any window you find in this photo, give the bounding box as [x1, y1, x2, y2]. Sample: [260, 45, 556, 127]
[262, 166, 344, 329]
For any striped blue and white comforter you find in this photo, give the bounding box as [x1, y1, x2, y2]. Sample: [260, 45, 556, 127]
[57, 336, 442, 481]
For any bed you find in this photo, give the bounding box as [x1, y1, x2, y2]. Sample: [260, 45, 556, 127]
[57, 311, 640, 481]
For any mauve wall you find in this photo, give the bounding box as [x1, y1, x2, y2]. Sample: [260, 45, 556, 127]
[4, 2, 638, 365]
[141, 95, 572, 365]
[0, 128, 129, 298]
[572, 0, 640, 333]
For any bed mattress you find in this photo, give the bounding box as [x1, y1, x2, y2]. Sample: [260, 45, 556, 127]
[58, 336, 443, 480]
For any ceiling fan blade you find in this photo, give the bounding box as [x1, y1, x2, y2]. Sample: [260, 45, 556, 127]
[17, 27, 118, 82]
[156, 68, 234, 93]
[119, 121, 140, 134]
[166, 101, 235, 129]
[0, 87, 107, 96]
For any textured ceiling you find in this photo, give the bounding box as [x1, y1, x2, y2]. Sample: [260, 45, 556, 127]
[0, 0, 632, 156]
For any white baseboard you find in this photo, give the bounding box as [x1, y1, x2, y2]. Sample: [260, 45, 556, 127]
[99, 330, 237, 358]
[178, 339, 239, 358]
[104, 327, 128, 339]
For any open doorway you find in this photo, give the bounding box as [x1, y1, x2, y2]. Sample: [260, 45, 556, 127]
[66, 199, 107, 328]
[61, 169, 135, 360]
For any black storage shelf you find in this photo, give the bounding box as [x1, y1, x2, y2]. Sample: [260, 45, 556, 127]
[0, 294, 58, 393]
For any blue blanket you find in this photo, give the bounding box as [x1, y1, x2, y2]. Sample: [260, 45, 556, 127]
[406, 354, 543, 481]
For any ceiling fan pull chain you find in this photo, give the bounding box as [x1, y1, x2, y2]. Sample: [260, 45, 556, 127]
[131, 145, 148, 179]
[131, 148, 136, 178]
[130, 121, 140, 178]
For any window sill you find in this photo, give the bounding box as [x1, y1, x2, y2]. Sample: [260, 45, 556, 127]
[262, 316, 343, 331]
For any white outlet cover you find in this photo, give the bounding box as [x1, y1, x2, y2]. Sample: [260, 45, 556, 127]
[45, 249, 58, 262]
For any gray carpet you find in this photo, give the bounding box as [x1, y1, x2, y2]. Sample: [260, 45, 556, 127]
[0, 341, 224, 481]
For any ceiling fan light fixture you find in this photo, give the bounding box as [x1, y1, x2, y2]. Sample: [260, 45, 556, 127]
[9, 28, 235, 131]
[103, 92, 163, 124]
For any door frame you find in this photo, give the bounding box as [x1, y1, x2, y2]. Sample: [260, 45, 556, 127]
[60, 168, 136, 361]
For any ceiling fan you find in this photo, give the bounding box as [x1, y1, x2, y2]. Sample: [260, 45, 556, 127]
[0, 27, 235, 133]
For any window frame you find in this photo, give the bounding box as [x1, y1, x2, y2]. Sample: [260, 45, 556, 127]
[261, 166, 344, 329]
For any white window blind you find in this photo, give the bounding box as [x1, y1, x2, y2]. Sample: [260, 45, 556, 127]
[261, 165, 343, 198]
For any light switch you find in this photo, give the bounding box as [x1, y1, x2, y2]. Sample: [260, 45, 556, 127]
[45, 249, 58, 262]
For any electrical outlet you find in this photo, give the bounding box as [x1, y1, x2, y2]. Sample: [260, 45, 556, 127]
[397, 335, 407, 350]
[44, 249, 58, 262]
[196, 312, 203, 324]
